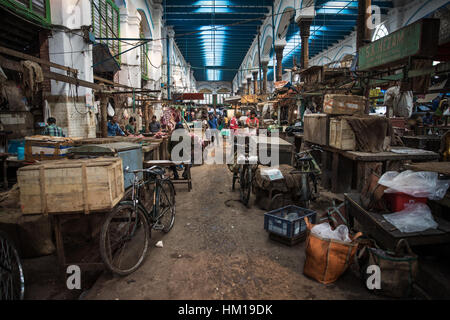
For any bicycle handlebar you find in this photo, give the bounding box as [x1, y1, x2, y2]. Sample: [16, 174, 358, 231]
[124, 166, 165, 176]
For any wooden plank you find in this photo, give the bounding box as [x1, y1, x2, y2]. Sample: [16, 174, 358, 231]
[0, 55, 103, 91]
[343, 147, 439, 161]
[405, 162, 450, 176]
[0, 45, 78, 74]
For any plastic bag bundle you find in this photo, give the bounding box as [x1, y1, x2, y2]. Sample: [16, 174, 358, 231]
[311, 222, 351, 243]
[378, 170, 450, 200]
[383, 203, 438, 233]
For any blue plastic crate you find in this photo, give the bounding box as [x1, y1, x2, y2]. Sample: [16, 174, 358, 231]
[264, 205, 316, 239]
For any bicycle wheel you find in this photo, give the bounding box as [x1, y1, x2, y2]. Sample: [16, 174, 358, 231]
[0, 231, 25, 300]
[100, 203, 150, 276]
[240, 165, 252, 207]
[157, 180, 176, 233]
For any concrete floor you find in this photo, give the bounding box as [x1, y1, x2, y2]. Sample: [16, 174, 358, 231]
[82, 164, 379, 300]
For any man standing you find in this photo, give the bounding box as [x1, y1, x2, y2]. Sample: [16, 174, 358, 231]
[107, 115, 125, 137]
[208, 113, 219, 144]
[149, 116, 161, 134]
[43, 117, 65, 137]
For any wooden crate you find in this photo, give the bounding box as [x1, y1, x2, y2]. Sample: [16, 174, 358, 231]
[323, 94, 366, 115]
[304, 114, 330, 146]
[25, 136, 81, 161]
[329, 118, 356, 150]
[18, 157, 124, 215]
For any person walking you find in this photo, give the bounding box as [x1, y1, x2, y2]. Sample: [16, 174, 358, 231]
[208, 113, 220, 145]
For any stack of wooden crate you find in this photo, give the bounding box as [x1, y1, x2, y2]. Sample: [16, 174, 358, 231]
[304, 94, 366, 150]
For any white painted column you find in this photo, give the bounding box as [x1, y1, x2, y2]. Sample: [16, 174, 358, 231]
[47, 0, 96, 138]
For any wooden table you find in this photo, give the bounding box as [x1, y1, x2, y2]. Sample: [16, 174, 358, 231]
[249, 136, 294, 166]
[142, 143, 161, 161]
[318, 145, 439, 194]
[53, 214, 105, 275]
[144, 160, 192, 191]
[405, 161, 450, 176]
[345, 193, 450, 250]
[401, 135, 441, 152]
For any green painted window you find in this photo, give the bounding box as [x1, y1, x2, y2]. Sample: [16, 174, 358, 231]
[0, 0, 51, 26]
[91, 0, 120, 60]
[140, 30, 149, 80]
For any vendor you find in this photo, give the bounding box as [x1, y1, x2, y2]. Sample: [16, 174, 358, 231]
[125, 117, 137, 135]
[246, 110, 259, 129]
[149, 116, 161, 133]
[107, 115, 125, 137]
[43, 117, 65, 137]
[230, 113, 240, 133]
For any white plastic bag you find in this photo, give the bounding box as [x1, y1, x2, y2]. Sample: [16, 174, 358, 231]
[383, 203, 438, 233]
[393, 91, 413, 118]
[311, 222, 351, 242]
[378, 170, 450, 200]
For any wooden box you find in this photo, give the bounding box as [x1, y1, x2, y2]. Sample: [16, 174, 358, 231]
[323, 94, 366, 115]
[304, 114, 330, 146]
[18, 157, 124, 215]
[25, 136, 81, 161]
[329, 118, 356, 150]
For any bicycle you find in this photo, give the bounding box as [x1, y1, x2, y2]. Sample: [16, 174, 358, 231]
[100, 166, 176, 276]
[0, 231, 25, 300]
[269, 145, 322, 210]
[227, 135, 258, 207]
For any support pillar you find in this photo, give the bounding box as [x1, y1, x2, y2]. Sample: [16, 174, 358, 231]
[247, 76, 252, 95]
[100, 94, 108, 138]
[252, 71, 258, 95]
[261, 60, 269, 94]
[298, 19, 312, 70]
[274, 40, 286, 82]
[144, 101, 150, 134]
[356, 0, 372, 114]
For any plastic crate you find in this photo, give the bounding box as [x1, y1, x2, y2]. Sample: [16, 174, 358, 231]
[385, 192, 427, 212]
[264, 205, 316, 239]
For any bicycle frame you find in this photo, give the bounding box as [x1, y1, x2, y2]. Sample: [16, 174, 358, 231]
[130, 173, 164, 224]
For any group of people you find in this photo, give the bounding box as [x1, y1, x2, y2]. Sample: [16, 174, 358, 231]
[200, 110, 260, 144]
[107, 115, 163, 137]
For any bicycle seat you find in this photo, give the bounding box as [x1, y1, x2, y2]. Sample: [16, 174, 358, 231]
[147, 166, 165, 177]
[296, 155, 313, 162]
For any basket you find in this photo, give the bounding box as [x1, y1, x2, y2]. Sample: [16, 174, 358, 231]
[264, 205, 316, 240]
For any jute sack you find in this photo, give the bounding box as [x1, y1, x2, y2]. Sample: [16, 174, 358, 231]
[363, 239, 418, 298]
[303, 217, 363, 284]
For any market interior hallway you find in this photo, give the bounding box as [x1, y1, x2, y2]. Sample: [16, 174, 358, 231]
[84, 164, 376, 300]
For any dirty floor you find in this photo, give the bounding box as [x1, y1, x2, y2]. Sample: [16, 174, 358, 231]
[83, 164, 378, 300]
